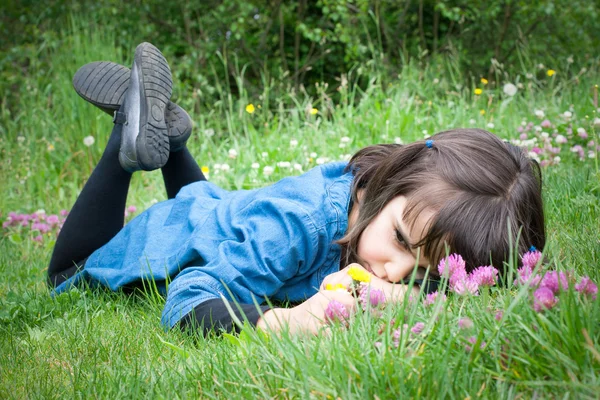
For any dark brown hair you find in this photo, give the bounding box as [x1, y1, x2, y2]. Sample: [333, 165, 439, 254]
[339, 128, 545, 277]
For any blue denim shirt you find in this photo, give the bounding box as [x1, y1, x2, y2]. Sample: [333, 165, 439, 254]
[55, 162, 354, 328]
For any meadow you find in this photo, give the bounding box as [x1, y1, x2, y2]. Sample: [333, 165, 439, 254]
[1, 22, 599, 399]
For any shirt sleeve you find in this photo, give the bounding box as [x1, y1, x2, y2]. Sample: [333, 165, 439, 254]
[161, 197, 322, 329]
[177, 298, 272, 336]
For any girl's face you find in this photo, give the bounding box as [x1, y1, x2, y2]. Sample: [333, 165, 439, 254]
[350, 195, 433, 283]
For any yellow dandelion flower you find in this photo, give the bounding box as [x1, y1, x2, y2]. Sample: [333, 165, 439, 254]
[481, 78, 488, 85]
[474, 88, 483, 95]
[201, 166, 210, 174]
[245, 104, 255, 114]
[547, 69, 556, 77]
[325, 283, 347, 291]
[348, 264, 371, 283]
[480, 109, 486, 115]
[310, 108, 318, 115]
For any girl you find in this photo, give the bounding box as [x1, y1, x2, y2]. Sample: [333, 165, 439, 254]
[49, 43, 545, 335]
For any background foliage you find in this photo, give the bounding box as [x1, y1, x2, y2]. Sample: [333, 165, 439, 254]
[2, 0, 599, 114]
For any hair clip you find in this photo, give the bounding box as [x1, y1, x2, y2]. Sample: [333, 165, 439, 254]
[425, 139, 434, 148]
[529, 246, 537, 252]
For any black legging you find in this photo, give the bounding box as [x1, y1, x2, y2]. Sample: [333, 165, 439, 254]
[47, 119, 205, 287]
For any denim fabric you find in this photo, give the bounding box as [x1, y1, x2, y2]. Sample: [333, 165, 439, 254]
[55, 162, 353, 328]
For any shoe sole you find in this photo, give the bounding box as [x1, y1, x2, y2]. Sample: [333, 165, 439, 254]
[73, 61, 192, 150]
[133, 43, 172, 170]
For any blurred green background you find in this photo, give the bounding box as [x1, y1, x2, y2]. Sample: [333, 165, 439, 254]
[2, 0, 598, 115]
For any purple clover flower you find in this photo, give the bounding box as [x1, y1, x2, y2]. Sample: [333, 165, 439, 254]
[494, 310, 504, 321]
[533, 287, 558, 312]
[437, 254, 466, 279]
[451, 277, 479, 296]
[575, 276, 598, 300]
[359, 287, 386, 310]
[540, 119, 552, 128]
[423, 291, 446, 306]
[470, 266, 499, 286]
[324, 300, 349, 324]
[465, 336, 486, 352]
[539, 271, 569, 295]
[46, 215, 60, 225]
[514, 266, 542, 287]
[522, 250, 542, 269]
[458, 317, 474, 329]
[31, 222, 50, 234]
[410, 322, 425, 335]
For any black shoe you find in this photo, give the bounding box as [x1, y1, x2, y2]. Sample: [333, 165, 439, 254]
[73, 60, 192, 154]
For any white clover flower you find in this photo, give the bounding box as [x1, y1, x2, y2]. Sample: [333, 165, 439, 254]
[277, 161, 291, 168]
[577, 127, 587, 135]
[526, 73, 533, 79]
[487, 122, 495, 129]
[555, 135, 567, 144]
[17, 136, 25, 143]
[293, 163, 303, 171]
[433, 78, 440, 84]
[535, 126, 543, 132]
[563, 111, 573, 119]
[394, 137, 404, 144]
[567, 56, 574, 64]
[339, 143, 346, 148]
[261, 152, 268, 158]
[534, 110, 545, 119]
[150, 198, 159, 205]
[204, 128, 215, 137]
[35, 209, 46, 215]
[83, 135, 95, 147]
[589, 151, 597, 159]
[213, 163, 222, 170]
[521, 121, 527, 126]
[448, 101, 455, 108]
[263, 166, 274, 176]
[220, 163, 231, 172]
[553, 156, 561, 164]
[340, 154, 351, 161]
[316, 157, 326, 165]
[340, 136, 351, 143]
[541, 131, 549, 138]
[228, 149, 238, 159]
[251, 162, 260, 169]
[290, 139, 298, 148]
[528, 152, 540, 163]
[503, 83, 517, 96]
[593, 117, 600, 127]
[309, 152, 317, 158]
[469, 119, 476, 125]
[517, 83, 524, 89]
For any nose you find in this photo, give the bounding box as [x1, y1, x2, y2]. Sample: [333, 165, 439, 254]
[384, 258, 413, 283]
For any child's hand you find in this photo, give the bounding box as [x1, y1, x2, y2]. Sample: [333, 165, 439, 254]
[319, 264, 360, 291]
[321, 263, 417, 302]
[257, 289, 357, 335]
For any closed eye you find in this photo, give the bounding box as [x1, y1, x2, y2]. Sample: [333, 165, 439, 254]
[395, 227, 410, 250]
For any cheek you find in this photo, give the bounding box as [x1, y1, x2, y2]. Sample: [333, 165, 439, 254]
[356, 228, 379, 261]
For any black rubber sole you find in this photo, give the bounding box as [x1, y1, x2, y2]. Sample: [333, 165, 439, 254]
[73, 61, 192, 150]
[73, 61, 129, 115]
[134, 43, 172, 170]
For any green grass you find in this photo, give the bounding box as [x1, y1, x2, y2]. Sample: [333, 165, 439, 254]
[1, 22, 600, 399]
